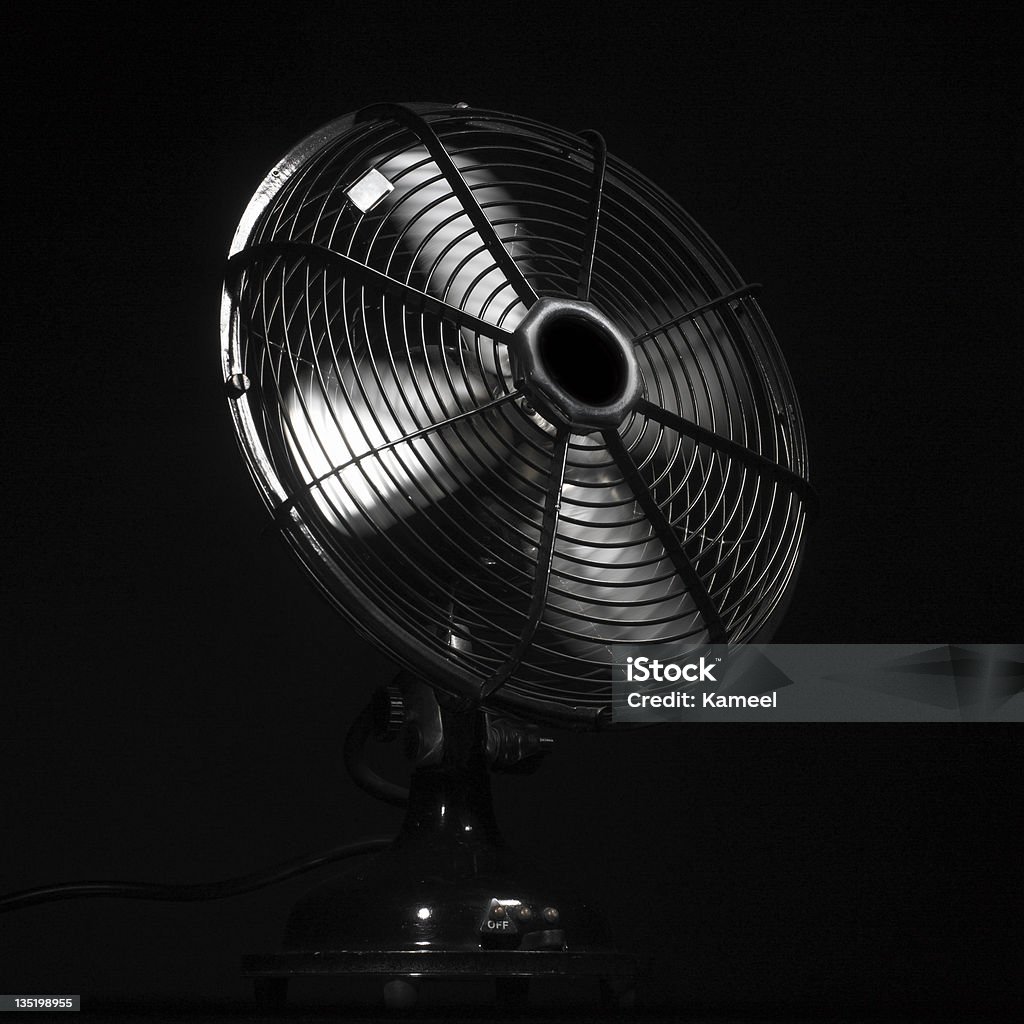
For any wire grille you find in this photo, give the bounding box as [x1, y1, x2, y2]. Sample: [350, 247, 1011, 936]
[221, 103, 813, 726]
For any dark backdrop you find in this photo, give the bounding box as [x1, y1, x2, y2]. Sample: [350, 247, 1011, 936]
[3, 3, 1021, 1015]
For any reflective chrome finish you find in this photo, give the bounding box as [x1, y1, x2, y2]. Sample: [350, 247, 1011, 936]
[221, 102, 814, 726]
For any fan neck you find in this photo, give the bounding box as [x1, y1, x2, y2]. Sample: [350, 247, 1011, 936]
[397, 701, 504, 848]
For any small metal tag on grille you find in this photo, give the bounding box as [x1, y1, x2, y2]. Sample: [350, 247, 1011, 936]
[346, 168, 394, 213]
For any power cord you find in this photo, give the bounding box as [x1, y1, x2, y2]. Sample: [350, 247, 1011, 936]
[0, 836, 390, 915]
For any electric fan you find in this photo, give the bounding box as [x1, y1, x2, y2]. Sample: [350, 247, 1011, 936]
[220, 101, 814, 1009]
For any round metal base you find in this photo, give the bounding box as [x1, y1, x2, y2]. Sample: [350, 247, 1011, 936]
[279, 835, 606, 954]
[243, 699, 637, 1010]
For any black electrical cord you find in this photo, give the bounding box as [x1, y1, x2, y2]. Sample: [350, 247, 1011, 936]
[0, 837, 391, 915]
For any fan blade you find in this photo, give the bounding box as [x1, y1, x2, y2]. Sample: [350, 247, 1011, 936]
[371, 144, 714, 656]
[279, 140, 748, 663]
[534, 437, 708, 666]
[375, 144, 526, 382]
[283, 350, 518, 534]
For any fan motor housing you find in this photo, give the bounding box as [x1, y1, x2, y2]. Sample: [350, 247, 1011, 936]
[510, 297, 643, 433]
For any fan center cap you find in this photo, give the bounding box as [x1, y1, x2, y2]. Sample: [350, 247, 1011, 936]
[509, 297, 642, 432]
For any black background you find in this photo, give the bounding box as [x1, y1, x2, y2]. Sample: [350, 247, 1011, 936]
[3, 2, 1022, 1016]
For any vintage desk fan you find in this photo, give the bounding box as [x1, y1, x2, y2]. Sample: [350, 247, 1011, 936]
[220, 101, 813, 1008]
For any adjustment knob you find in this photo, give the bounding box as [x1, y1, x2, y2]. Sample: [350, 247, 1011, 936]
[371, 684, 406, 741]
[485, 715, 554, 772]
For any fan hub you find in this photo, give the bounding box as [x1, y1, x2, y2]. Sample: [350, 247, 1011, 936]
[510, 297, 642, 433]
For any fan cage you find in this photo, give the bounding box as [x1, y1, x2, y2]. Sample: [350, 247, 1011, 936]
[220, 102, 812, 728]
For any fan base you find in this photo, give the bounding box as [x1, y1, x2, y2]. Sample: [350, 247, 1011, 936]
[243, 948, 636, 1011]
[242, 695, 636, 1009]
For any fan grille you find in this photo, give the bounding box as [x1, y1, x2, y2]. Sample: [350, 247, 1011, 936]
[221, 103, 813, 727]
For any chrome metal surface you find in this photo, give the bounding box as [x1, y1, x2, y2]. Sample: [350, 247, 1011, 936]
[509, 297, 642, 434]
[221, 101, 814, 726]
